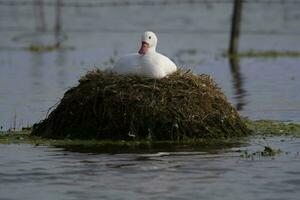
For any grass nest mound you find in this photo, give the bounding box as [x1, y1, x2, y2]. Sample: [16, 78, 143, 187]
[32, 69, 250, 140]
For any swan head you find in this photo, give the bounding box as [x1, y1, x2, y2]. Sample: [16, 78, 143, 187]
[138, 31, 157, 55]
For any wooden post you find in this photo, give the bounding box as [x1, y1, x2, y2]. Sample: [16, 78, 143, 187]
[54, 0, 62, 48]
[34, 0, 46, 32]
[37, 0, 46, 32]
[229, 0, 243, 55]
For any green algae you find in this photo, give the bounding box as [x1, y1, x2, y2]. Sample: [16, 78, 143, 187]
[245, 120, 300, 136]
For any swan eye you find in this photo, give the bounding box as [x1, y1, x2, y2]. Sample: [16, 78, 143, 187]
[149, 36, 151, 39]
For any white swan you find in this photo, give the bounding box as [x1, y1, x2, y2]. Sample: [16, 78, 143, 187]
[111, 31, 177, 78]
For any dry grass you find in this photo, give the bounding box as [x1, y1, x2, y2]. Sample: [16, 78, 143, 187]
[32, 69, 250, 140]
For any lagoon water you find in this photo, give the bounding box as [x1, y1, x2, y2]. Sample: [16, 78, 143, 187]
[0, 1, 300, 199]
[1, 136, 300, 200]
[0, 1, 300, 129]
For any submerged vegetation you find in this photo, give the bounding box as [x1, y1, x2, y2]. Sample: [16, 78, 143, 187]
[31, 69, 249, 140]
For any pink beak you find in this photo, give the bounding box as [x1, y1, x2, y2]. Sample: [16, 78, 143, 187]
[138, 41, 149, 55]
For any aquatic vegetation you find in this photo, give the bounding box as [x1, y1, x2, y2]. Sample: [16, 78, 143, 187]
[240, 146, 282, 159]
[26, 44, 59, 52]
[0, 131, 245, 153]
[1, 120, 299, 154]
[32, 69, 250, 140]
[261, 146, 282, 157]
[245, 119, 300, 136]
[238, 50, 300, 58]
[225, 50, 300, 58]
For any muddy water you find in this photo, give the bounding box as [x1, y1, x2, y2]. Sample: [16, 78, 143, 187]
[1, 136, 300, 200]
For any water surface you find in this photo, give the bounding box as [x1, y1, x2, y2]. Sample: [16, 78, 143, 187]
[1, 2, 300, 199]
[1, 136, 300, 200]
[1, 1, 300, 129]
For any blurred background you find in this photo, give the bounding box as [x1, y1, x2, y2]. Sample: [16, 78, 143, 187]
[0, 0, 300, 130]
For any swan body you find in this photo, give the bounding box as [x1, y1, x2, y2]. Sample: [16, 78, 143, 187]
[111, 31, 177, 78]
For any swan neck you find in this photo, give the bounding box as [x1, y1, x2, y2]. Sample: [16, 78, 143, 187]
[148, 46, 156, 53]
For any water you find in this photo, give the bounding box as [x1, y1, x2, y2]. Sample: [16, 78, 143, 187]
[1, 1, 300, 129]
[1, 1, 300, 199]
[1, 136, 300, 200]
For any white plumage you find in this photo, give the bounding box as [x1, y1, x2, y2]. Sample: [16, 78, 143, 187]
[111, 31, 177, 78]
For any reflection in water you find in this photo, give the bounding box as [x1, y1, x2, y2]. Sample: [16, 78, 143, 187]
[30, 51, 44, 87]
[229, 57, 247, 111]
[56, 140, 244, 154]
[34, 0, 46, 32]
[55, 49, 66, 67]
[55, 50, 67, 87]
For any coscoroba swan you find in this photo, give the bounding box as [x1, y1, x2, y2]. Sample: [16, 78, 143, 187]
[111, 31, 177, 78]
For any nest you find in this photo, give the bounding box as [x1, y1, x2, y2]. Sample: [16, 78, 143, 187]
[32, 69, 250, 140]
